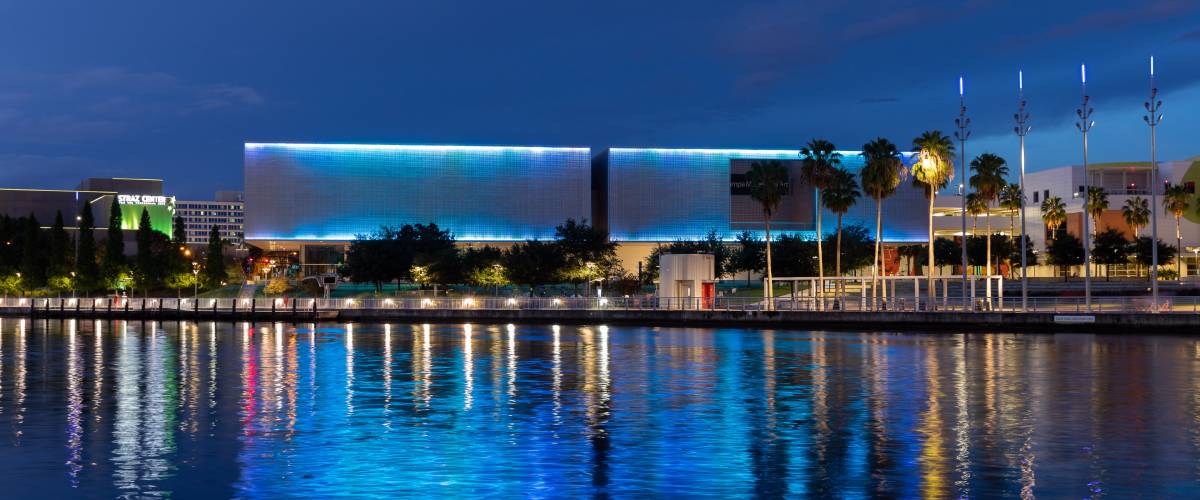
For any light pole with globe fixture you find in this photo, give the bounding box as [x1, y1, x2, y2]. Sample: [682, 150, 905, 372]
[1144, 56, 1164, 311]
[192, 262, 200, 299]
[1014, 70, 1031, 311]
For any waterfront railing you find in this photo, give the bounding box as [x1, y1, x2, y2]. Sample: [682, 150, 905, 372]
[1, 295, 1198, 314]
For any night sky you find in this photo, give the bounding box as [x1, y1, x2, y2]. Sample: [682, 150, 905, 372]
[1, 0, 1197, 198]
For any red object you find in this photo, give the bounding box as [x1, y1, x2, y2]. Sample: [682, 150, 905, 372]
[701, 282, 715, 309]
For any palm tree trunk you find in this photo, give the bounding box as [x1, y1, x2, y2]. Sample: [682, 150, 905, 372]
[1177, 216, 1183, 279]
[764, 215, 773, 310]
[815, 188, 824, 309]
[836, 213, 843, 300]
[873, 199, 882, 308]
[927, 192, 935, 310]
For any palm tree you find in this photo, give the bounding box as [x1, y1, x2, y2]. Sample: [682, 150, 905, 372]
[1163, 183, 1192, 278]
[911, 130, 955, 308]
[1041, 196, 1067, 243]
[859, 138, 906, 305]
[998, 182, 1023, 277]
[799, 139, 841, 307]
[969, 153, 1009, 278]
[966, 192, 988, 237]
[1085, 186, 1109, 234]
[1121, 196, 1150, 239]
[822, 167, 860, 291]
[746, 159, 789, 308]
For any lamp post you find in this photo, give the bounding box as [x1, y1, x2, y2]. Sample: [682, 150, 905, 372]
[1014, 71, 1031, 311]
[70, 271, 77, 298]
[954, 76, 971, 310]
[192, 263, 200, 299]
[1144, 56, 1164, 310]
[1075, 64, 1095, 311]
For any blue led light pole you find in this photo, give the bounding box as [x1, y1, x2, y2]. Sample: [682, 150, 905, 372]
[1014, 71, 1031, 311]
[1144, 56, 1164, 310]
[1076, 64, 1094, 311]
[955, 76, 971, 309]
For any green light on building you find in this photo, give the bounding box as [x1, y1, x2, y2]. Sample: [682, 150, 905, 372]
[117, 194, 176, 235]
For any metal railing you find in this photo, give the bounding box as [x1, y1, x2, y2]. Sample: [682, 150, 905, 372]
[1, 295, 1198, 314]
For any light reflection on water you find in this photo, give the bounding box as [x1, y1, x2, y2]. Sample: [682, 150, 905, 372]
[0, 319, 1198, 497]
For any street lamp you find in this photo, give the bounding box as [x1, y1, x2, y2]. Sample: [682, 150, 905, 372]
[1144, 56, 1164, 310]
[954, 75, 971, 309]
[192, 262, 200, 299]
[70, 271, 77, 298]
[1014, 70, 1031, 311]
[1076, 64, 1095, 311]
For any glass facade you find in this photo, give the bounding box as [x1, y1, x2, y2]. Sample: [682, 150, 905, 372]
[244, 144, 592, 242]
[605, 148, 927, 242]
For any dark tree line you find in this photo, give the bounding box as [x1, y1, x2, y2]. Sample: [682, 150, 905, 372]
[1, 202, 229, 296]
[341, 219, 622, 295]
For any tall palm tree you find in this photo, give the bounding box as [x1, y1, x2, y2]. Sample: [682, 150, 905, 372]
[822, 167, 860, 284]
[912, 130, 955, 308]
[799, 139, 841, 307]
[1163, 183, 1192, 278]
[998, 182, 1023, 278]
[966, 192, 988, 237]
[1121, 196, 1150, 239]
[969, 153, 1009, 277]
[1085, 186, 1109, 234]
[859, 138, 906, 305]
[1041, 196, 1067, 243]
[746, 159, 789, 308]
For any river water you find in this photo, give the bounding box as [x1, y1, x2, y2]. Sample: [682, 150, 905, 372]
[0, 318, 1197, 498]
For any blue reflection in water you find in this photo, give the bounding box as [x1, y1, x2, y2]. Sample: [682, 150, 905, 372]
[1, 320, 1200, 497]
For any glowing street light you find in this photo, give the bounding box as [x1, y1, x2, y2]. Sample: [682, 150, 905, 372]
[1144, 55, 1164, 310]
[1014, 70, 1031, 311]
[1076, 64, 1095, 311]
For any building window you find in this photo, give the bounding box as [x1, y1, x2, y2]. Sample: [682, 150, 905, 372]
[1032, 191, 1038, 203]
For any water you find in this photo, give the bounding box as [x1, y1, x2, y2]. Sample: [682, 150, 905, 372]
[0, 319, 1198, 498]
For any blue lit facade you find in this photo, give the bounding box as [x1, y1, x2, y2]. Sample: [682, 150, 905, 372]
[604, 148, 928, 242]
[244, 143, 592, 242]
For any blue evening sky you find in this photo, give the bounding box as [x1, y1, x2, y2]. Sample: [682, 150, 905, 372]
[0, 0, 1197, 198]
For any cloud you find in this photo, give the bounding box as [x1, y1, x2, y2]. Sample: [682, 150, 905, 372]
[1175, 29, 1200, 42]
[0, 66, 262, 144]
[1012, 1, 1199, 46]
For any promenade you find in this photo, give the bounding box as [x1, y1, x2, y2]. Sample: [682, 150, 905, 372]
[2, 296, 1198, 332]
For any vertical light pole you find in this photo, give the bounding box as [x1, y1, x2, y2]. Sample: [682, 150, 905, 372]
[1144, 56, 1164, 310]
[1014, 70, 1031, 311]
[955, 76, 971, 309]
[192, 263, 200, 299]
[1075, 64, 1094, 311]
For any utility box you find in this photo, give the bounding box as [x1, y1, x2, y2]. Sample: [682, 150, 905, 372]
[658, 253, 716, 309]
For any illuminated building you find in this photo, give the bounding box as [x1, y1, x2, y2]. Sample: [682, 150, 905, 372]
[177, 191, 245, 246]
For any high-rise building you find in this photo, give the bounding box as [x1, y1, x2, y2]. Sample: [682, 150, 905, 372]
[176, 191, 245, 246]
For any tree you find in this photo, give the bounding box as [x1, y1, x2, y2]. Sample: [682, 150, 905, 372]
[554, 219, 619, 293]
[134, 208, 161, 293]
[969, 153, 1009, 277]
[101, 199, 126, 291]
[966, 192, 988, 238]
[76, 202, 100, 293]
[172, 215, 187, 246]
[1047, 232, 1085, 281]
[998, 182, 1023, 277]
[732, 230, 764, 286]
[822, 167, 860, 283]
[1085, 186, 1108, 234]
[164, 272, 197, 298]
[264, 276, 290, 295]
[48, 210, 71, 280]
[461, 246, 508, 294]
[19, 214, 44, 290]
[1121, 196, 1150, 239]
[745, 159, 789, 306]
[1091, 229, 1131, 280]
[912, 130, 955, 307]
[933, 238, 961, 272]
[505, 240, 566, 295]
[343, 231, 395, 293]
[799, 139, 840, 306]
[203, 225, 227, 288]
[859, 138, 906, 302]
[1041, 196, 1067, 243]
[1162, 183, 1192, 278]
[1133, 237, 1176, 276]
